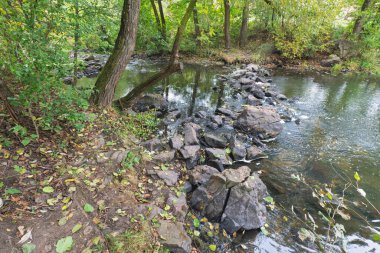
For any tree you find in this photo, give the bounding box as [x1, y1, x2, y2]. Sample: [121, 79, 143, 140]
[224, 0, 231, 49]
[158, 0, 167, 41]
[119, 0, 198, 108]
[353, 0, 373, 35]
[239, 0, 250, 47]
[90, 0, 141, 107]
[193, 5, 201, 48]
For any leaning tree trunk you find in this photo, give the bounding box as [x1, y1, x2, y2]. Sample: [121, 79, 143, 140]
[224, 0, 231, 49]
[119, 0, 197, 108]
[239, 0, 250, 47]
[157, 0, 167, 41]
[90, 0, 141, 107]
[353, 0, 372, 35]
[193, 5, 201, 48]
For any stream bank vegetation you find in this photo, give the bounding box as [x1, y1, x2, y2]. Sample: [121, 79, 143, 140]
[0, 0, 379, 252]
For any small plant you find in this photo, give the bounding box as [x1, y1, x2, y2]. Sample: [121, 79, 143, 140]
[123, 111, 160, 140]
[11, 125, 38, 146]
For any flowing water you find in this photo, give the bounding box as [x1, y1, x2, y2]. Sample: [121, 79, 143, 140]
[78, 60, 380, 252]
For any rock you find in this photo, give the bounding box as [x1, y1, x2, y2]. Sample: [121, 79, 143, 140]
[246, 146, 264, 160]
[189, 165, 220, 186]
[184, 123, 199, 145]
[132, 94, 168, 113]
[190, 174, 229, 221]
[182, 181, 193, 193]
[252, 89, 265, 99]
[231, 69, 247, 78]
[247, 95, 263, 106]
[321, 54, 341, 67]
[205, 148, 232, 165]
[141, 138, 163, 151]
[63, 76, 75, 85]
[156, 170, 179, 186]
[210, 115, 223, 126]
[180, 145, 200, 160]
[158, 221, 192, 253]
[221, 173, 268, 233]
[216, 108, 237, 120]
[166, 110, 181, 122]
[153, 150, 176, 163]
[195, 111, 208, 119]
[84, 55, 95, 61]
[230, 139, 247, 161]
[255, 76, 266, 83]
[239, 78, 253, 85]
[170, 135, 184, 150]
[246, 64, 259, 72]
[222, 166, 251, 188]
[111, 150, 128, 163]
[206, 160, 225, 172]
[277, 94, 287, 101]
[204, 132, 228, 148]
[234, 106, 283, 139]
[167, 193, 188, 221]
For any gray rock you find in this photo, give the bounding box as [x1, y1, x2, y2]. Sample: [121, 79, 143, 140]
[205, 148, 232, 165]
[184, 123, 199, 145]
[230, 139, 247, 161]
[153, 150, 176, 163]
[247, 95, 263, 106]
[252, 89, 265, 99]
[180, 145, 200, 159]
[246, 64, 259, 72]
[204, 133, 228, 148]
[239, 77, 254, 85]
[190, 174, 229, 221]
[141, 138, 163, 151]
[234, 106, 283, 139]
[210, 115, 223, 126]
[246, 146, 264, 160]
[132, 94, 168, 113]
[277, 94, 288, 101]
[321, 54, 341, 67]
[222, 166, 251, 188]
[255, 76, 266, 83]
[166, 110, 181, 122]
[167, 193, 188, 222]
[221, 173, 268, 234]
[189, 165, 220, 186]
[169, 135, 184, 150]
[195, 111, 208, 119]
[231, 69, 247, 78]
[216, 108, 238, 120]
[158, 221, 192, 253]
[156, 170, 179, 186]
[182, 181, 193, 193]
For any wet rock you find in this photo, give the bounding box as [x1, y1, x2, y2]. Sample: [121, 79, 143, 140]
[277, 94, 288, 101]
[234, 106, 283, 139]
[222, 166, 251, 188]
[132, 94, 168, 113]
[169, 135, 184, 150]
[205, 148, 232, 165]
[247, 95, 263, 106]
[231, 69, 247, 78]
[239, 78, 254, 85]
[221, 173, 268, 234]
[153, 150, 176, 163]
[84, 55, 95, 61]
[184, 123, 200, 145]
[190, 174, 229, 221]
[246, 146, 264, 160]
[321, 54, 341, 67]
[210, 115, 223, 126]
[166, 110, 181, 122]
[158, 221, 192, 253]
[252, 89, 265, 99]
[204, 132, 228, 148]
[156, 170, 179, 186]
[141, 138, 163, 151]
[189, 165, 220, 186]
[216, 108, 238, 120]
[230, 139, 247, 161]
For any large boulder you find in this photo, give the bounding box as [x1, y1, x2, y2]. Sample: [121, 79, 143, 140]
[158, 221, 192, 253]
[205, 148, 232, 165]
[234, 106, 283, 139]
[221, 172, 268, 233]
[204, 132, 228, 148]
[189, 165, 220, 186]
[183, 123, 200, 145]
[132, 94, 168, 113]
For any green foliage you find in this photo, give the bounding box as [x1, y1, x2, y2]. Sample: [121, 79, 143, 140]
[123, 111, 160, 140]
[122, 152, 140, 170]
[83, 203, 95, 213]
[56, 236, 74, 253]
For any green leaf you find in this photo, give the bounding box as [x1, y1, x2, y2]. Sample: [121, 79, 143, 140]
[209, 244, 217, 252]
[193, 218, 200, 228]
[0, 181, 4, 188]
[225, 147, 231, 154]
[72, 223, 82, 233]
[263, 196, 274, 204]
[83, 203, 94, 213]
[22, 243, 36, 253]
[261, 226, 269, 236]
[42, 186, 54, 193]
[372, 234, 380, 242]
[56, 236, 73, 253]
[21, 138, 31, 146]
[5, 188, 21, 195]
[354, 172, 361, 181]
[326, 192, 333, 200]
[194, 230, 200, 236]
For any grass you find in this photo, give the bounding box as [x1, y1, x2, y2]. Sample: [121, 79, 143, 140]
[119, 111, 160, 140]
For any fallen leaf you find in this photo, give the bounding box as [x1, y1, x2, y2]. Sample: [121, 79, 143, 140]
[18, 228, 32, 244]
[56, 236, 73, 253]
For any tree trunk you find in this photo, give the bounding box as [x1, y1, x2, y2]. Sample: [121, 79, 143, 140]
[119, 0, 197, 108]
[0, 80, 22, 124]
[193, 6, 201, 48]
[150, 0, 162, 35]
[353, 0, 372, 35]
[224, 0, 231, 49]
[90, 0, 141, 107]
[239, 0, 250, 48]
[73, 0, 79, 84]
[157, 0, 167, 41]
